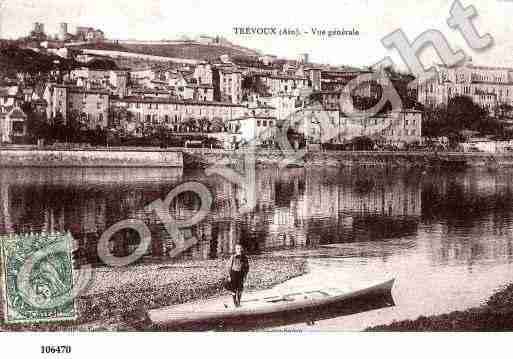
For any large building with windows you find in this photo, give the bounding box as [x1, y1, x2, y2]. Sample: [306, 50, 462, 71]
[0, 107, 27, 143]
[44, 84, 110, 129]
[289, 105, 422, 147]
[111, 96, 247, 136]
[213, 67, 243, 104]
[227, 104, 278, 147]
[417, 59, 513, 112]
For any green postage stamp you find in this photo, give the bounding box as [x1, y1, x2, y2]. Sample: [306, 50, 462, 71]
[1, 232, 77, 324]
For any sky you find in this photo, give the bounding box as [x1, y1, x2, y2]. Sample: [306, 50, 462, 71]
[2, 0, 513, 69]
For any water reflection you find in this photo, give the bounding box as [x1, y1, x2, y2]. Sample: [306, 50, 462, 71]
[0, 167, 513, 271]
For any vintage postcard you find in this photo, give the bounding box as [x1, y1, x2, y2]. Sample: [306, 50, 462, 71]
[0, 0, 513, 357]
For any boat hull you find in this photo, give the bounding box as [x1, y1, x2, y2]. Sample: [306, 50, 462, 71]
[144, 279, 395, 331]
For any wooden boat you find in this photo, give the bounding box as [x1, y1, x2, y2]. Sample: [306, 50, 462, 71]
[143, 278, 395, 331]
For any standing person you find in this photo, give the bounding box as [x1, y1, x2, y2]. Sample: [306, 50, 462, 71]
[226, 244, 249, 307]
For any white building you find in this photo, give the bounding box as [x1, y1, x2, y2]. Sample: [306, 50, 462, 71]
[0, 107, 27, 143]
[228, 114, 278, 147]
[417, 59, 513, 112]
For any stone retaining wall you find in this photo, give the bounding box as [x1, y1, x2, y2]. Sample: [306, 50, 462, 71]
[181, 149, 513, 168]
[0, 149, 183, 167]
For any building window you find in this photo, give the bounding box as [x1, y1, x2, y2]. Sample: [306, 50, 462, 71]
[257, 120, 261, 127]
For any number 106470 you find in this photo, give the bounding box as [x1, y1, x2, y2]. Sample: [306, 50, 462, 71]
[41, 345, 71, 354]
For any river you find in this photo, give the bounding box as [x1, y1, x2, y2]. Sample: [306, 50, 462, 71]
[1, 165, 513, 330]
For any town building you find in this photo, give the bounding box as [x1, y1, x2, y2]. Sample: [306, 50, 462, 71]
[109, 70, 129, 98]
[416, 59, 513, 112]
[25, 22, 105, 43]
[129, 67, 157, 87]
[265, 94, 300, 120]
[0, 107, 27, 143]
[75, 26, 105, 42]
[212, 67, 242, 104]
[0, 87, 24, 110]
[190, 84, 214, 102]
[249, 73, 309, 97]
[290, 105, 422, 147]
[460, 138, 513, 153]
[44, 84, 110, 129]
[305, 67, 322, 92]
[318, 66, 374, 92]
[58, 22, 73, 41]
[111, 96, 246, 137]
[28, 22, 47, 41]
[128, 88, 174, 99]
[227, 113, 278, 147]
[310, 90, 342, 110]
[193, 62, 213, 85]
[70, 67, 110, 89]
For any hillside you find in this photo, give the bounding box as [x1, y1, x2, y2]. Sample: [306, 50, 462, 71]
[0, 46, 74, 75]
[73, 40, 261, 61]
[0, 45, 117, 77]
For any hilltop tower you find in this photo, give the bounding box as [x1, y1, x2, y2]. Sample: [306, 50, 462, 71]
[59, 22, 68, 41]
[29, 22, 47, 40]
[34, 22, 45, 34]
[298, 53, 309, 64]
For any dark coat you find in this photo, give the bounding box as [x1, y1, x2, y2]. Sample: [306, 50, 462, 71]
[227, 254, 249, 278]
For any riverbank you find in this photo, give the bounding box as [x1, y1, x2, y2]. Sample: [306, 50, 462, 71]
[0, 256, 307, 331]
[3, 145, 513, 168]
[0, 147, 183, 167]
[367, 283, 513, 331]
[181, 148, 513, 169]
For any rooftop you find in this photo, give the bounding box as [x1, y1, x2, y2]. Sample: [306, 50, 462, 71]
[230, 115, 277, 121]
[53, 84, 110, 95]
[114, 96, 246, 107]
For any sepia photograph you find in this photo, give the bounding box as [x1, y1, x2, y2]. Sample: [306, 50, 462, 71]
[0, 0, 513, 357]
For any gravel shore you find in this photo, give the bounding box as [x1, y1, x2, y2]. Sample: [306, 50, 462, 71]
[0, 256, 307, 331]
[367, 283, 513, 331]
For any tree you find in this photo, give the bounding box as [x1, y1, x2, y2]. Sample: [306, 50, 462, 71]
[422, 96, 500, 139]
[109, 106, 131, 131]
[198, 117, 210, 132]
[22, 103, 50, 143]
[210, 117, 225, 132]
[496, 102, 513, 122]
[242, 76, 270, 96]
